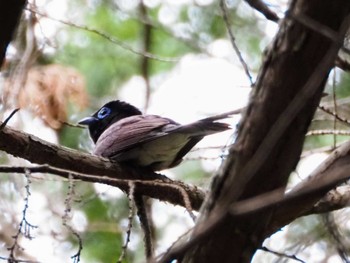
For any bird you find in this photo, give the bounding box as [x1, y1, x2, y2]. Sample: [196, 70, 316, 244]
[78, 100, 231, 171]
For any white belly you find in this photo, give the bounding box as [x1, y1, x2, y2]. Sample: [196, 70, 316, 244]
[118, 133, 190, 170]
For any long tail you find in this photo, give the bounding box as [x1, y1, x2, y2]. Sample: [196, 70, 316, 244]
[164, 108, 243, 136]
[198, 107, 244, 122]
[185, 107, 244, 135]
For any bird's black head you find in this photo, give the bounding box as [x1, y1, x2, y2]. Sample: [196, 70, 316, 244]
[78, 100, 142, 143]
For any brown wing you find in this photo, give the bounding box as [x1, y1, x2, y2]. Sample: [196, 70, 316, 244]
[93, 115, 179, 158]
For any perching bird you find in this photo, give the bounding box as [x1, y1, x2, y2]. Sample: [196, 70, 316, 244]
[78, 100, 231, 171]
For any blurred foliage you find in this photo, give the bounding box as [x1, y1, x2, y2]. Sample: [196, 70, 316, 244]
[304, 72, 350, 151]
[173, 159, 212, 187]
[333, 71, 350, 98]
[50, 1, 266, 261]
[278, 213, 350, 262]
[287, 69, 350, 262]
[304, 134, 346, 151]
[53, 0, 266, 154]
[4, 0, 350, 262]
[82, 231, 123, 262]
[69, 182, 133, 262]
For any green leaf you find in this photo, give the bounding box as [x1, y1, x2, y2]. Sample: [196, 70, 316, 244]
[82, 230, 124, 263]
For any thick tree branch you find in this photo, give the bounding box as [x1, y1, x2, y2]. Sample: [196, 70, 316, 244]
[0, 0, 26, 68]
[270, 140, 350, 231]
[0, 123, 205, 211]
[222, 165, 350, 220]
[308, 186, 350, 215]
[178, 1, 350, 263]
[159, 146, 350, 263]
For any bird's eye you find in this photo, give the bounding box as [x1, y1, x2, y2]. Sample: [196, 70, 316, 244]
[97, 107, 111, 119]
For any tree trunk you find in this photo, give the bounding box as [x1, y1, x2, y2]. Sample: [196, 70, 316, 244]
[0, 0, 26, 68]
[183, 1, 350, 262]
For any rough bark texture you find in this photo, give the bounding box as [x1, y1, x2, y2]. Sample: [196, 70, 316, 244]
[0, 0, 26, 68]
[2, 1, 350, 263]
[182, 1, 350, 262]
[270, 140, 350, 231]
[0, 124, 205, 210]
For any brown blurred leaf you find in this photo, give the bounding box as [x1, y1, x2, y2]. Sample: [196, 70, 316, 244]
[8, 64, 88, 129]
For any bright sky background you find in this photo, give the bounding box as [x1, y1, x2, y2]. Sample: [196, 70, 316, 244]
[3, 0, 344, 262]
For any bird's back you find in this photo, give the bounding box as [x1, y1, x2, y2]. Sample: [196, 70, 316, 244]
[94, 114, 230, 170]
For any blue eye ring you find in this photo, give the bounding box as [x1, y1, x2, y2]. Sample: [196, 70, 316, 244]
[97, 107, 111, 119]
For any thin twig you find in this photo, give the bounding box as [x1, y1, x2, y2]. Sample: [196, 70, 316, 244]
[135, 194, 154, 261]
[118, 182, 135, 263]
[25, 6, 178, 63]
[0, 256, 40, 263]
[140, 1, 152, 112]
[220, 0, 254, 86]
[306, 130, 350, 136]
[0, 164, 205, 213]
[259, 246, 306, 263]
[62, 174, 83, 263]
[171, 184, 196, 222]
[332, 68, 338, 148]
[8, 169, 38, 262]
[0, 108, 20, 130]
[128, 11, 208, 55]
[184, 155, 229, 161]
[60, 121, 85, 129]
[318, 105, 350, 126]
[190, 145, 230, 152]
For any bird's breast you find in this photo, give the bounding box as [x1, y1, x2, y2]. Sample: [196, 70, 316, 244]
[115, 133, 190, 170]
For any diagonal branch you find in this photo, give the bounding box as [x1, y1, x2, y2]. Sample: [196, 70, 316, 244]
[26, 5, 178, 63]
[270, 139, 350, 232]
[306, 186, 350, 215]
[244, 0, 279, 22]
[170, 2, 350, 262]
[140, 1, 152, 111]
[158, 148, 350, 263]
[0, 123, 205, 211]
[220, 0, 254, 85]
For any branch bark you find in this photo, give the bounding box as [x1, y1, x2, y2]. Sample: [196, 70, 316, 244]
[0, 0, 26, 68]
[306, 186, 350, 215]
[2, 2, 350, 263]
[178, 1, 350, 262]
[270, 140, 350, 231]
[0, 123, 205, 211]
